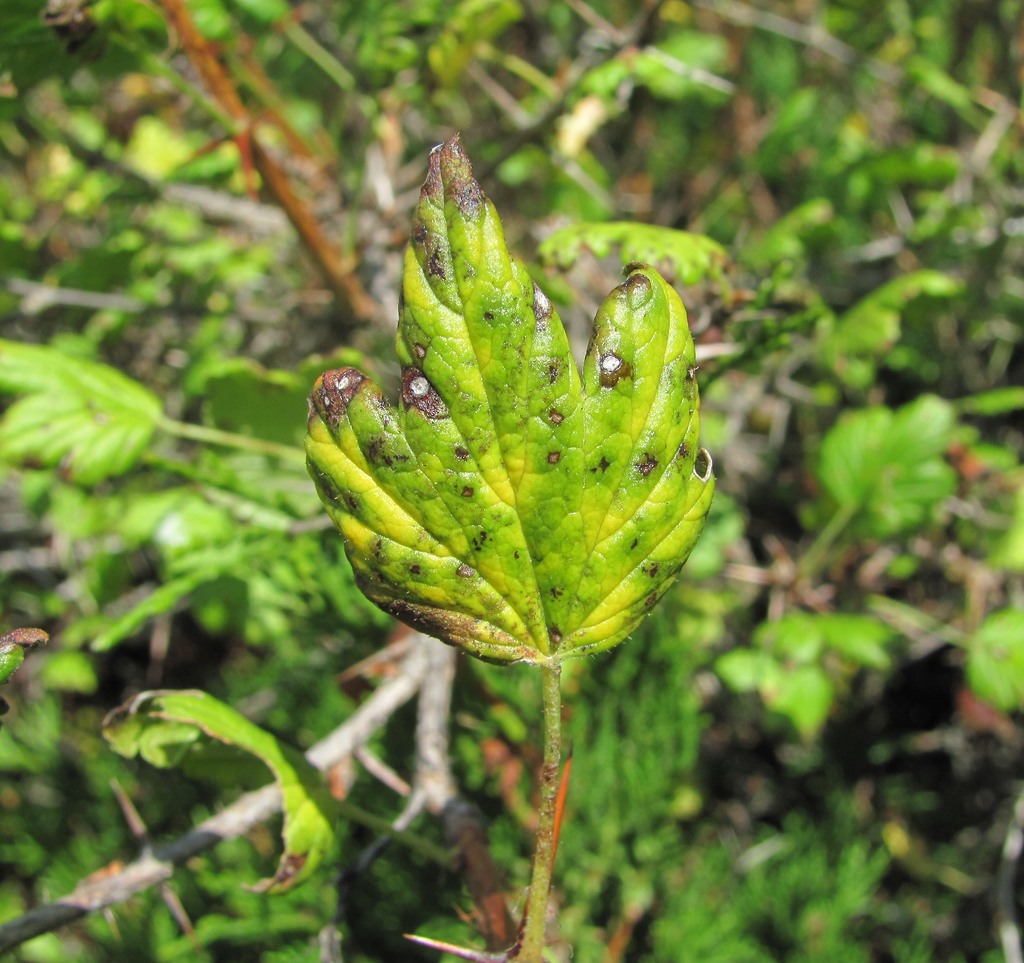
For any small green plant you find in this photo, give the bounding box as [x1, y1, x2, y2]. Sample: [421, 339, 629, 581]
[304, 137, 714, 960]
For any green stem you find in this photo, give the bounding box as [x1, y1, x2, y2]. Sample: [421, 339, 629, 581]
[335, 799, 453, 867]
[798, 502, 858, 578]
[160, 417, 305, 463]
[516, 662, 562, 962]
[282, 20, 355, 93]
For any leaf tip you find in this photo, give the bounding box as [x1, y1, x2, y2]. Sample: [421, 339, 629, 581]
[425, 134, 486, 218]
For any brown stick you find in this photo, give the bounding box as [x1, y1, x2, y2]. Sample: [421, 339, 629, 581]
[156, 0, 373, 321]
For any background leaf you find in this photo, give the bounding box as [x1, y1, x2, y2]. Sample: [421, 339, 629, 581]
[0, 340, 163, 484]
[963, 610, 1024, 712]
[104, 689, 335, 892]
[816, 395, 957, 538]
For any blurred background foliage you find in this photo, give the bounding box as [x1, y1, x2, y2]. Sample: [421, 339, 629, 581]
[0, 0, 1023, 959]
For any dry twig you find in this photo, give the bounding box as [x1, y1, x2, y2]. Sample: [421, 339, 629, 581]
[156, 0, 374, 323]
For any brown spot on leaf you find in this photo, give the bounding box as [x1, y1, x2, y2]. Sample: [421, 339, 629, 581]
[422, 146, 443, 201]
[549, 627, 562, 645]
[550, 587, 563, 598]
[484, 310, 495, 321]
[622, 271, 653, 309]
[645, 592, 658, 607]
[413, 223, 428, 245]
[413, 342, 427, 360]
[677, 441, 691, 461]
[410, 564, 422, 575]
[645, 563, 660, 578]
[599, 353, 633, 388]
[264, 852, 307, 890]
[456, 563, 474, 578]
[547, 451, 561, 464]
[426, 245, 447, 280]
[548, 361, 561, 384]
[637, 453, 658, 477]
[630, 538, 638, 550]
[439, 137, 484, 217]
[461, 486, 474, 498]
[598, 456, 611, 473]
[310, 367, 366, 428]
[454, 446, 470, 461]
[549, 409, 564, 425]
[367, 436, 393, 467]
[401, 367, 449, 420]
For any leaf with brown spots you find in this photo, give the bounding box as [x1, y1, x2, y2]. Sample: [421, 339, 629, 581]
[306, 138, 714, 664]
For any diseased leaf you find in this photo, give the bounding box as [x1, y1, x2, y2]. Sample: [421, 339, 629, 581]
[104, 689, 334, 892]
[0, 340, 162, 484]
[306, 139, 714, 664]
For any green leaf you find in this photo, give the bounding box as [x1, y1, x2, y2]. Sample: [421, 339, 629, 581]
[816, 395, 957, 539]
[722, 654, 833, 742]
[715, 649, 783, 694]
[955, 387, 1024, 417]
[89, 568, 221, 652]
[38, 650, 98, 694]
[964, 610, 1024, 712]
[306, 139, 715, 663]
[632, 32, 730, 101]
[769, 665, 835, 741]
[719, 612, 892, 738]
[820, 271, 963, 385]
[740, 199, 834, 271]
[0, 340, 163, 484]
[990, 483, 1024, 573]
[427, 0, 523, 87]
[538, 221, 730, 289]
[104, 689, 335, 891]
[756, 612, 895, 671]
[230, 0, 289, 24]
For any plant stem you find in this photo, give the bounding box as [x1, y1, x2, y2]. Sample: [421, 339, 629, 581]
[798, 502, 858, 578]
[282, 20, 355, 93]
[160, 417, 305, 463]
[516, 662, 562, 962]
